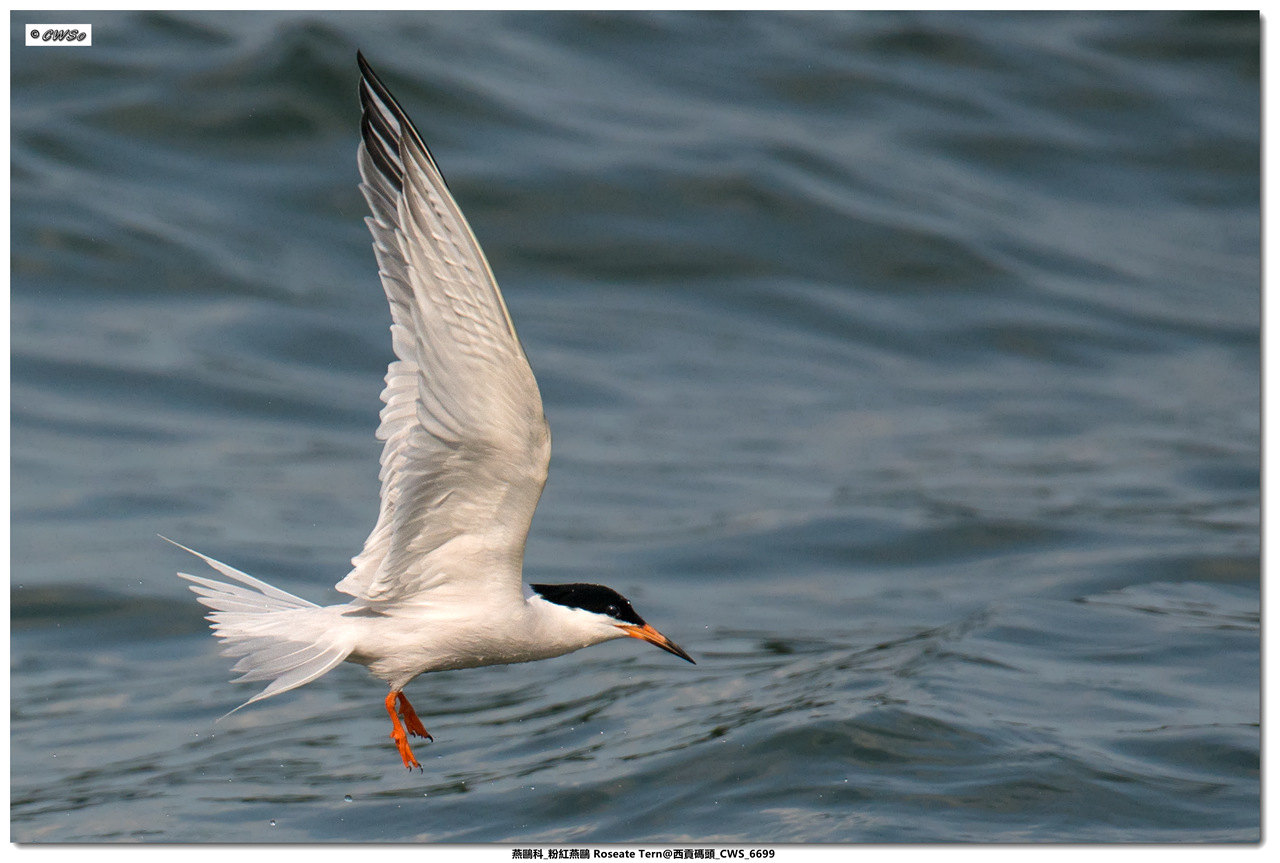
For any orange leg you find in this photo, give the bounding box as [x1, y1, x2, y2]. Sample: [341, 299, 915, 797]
[384, 690, 421, 770]
[396, 691, 433, 741]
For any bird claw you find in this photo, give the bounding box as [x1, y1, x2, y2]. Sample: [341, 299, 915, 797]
[389, 729, 422, 770]
[385, 690, 424, 769]
[396, 692, 433, 740]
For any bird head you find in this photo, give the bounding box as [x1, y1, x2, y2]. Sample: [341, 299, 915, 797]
[529, 583, 695, 663]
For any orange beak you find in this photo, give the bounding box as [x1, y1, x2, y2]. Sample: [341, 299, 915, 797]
[616, 623, 695, 664]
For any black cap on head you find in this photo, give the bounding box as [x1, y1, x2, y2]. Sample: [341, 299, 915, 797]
[530, 583, 646, 626]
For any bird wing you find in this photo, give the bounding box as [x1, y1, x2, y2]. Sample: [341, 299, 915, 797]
[335, 52, 550, 606]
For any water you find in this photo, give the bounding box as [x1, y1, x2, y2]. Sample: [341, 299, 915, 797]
[10, 10, 1259, 843]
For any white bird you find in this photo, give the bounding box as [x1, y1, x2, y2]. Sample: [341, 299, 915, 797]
[170, 52, 693, 770]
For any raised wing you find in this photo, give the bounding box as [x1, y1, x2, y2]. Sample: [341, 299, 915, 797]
[336, 52, 550, 606]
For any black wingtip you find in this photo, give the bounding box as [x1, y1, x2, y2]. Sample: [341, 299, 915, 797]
[355, 50, 450, 191]
[356, 49, 376, 82]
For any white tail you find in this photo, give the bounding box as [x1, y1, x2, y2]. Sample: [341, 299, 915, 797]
[165, 537, 352, 716]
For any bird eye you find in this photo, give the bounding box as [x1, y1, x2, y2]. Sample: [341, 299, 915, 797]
[607, 605, 619, 617]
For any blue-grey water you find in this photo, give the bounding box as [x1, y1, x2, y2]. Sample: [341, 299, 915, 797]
[10, 11, 1259, 843]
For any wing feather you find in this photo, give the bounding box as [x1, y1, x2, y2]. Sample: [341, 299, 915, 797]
[337, 53, 550, 605]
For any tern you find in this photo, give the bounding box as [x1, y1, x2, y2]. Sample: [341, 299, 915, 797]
[170, 52, 694, 770]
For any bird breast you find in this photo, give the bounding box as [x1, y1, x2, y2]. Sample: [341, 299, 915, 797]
[345, 597, 605, 689]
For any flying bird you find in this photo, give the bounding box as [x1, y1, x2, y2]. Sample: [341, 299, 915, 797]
[170, 52, 693, 770]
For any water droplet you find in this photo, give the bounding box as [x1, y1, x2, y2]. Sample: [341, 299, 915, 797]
[343, 795, 353, 803]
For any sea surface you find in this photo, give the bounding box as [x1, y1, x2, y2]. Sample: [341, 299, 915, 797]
[10, 10, 1260, 843]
